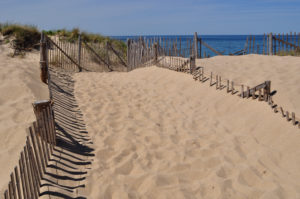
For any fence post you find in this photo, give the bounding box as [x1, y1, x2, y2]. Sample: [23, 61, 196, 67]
[199, 38, 202, 59]
[154, 42, 158, 63]
[189, 55, 195, 74]
[127, 39, 131, 71]
[106, 41, 110, 69]
[78, 34, 82, 72]
[265, 80, 271, 101]
[40, 32, 48, 84]
[269, 33, 273, 55]
[194, 32, 198, 58]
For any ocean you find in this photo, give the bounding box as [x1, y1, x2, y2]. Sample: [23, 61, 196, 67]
[111, 35, 267, 57]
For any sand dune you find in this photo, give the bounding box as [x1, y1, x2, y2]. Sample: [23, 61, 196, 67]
[74, 58, 300, 199]
[0, 44, 49, 192]
[197, 55, 300, 114]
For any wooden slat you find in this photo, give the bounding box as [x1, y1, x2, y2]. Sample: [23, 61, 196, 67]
[292, 112, 296, 125]
[45, 107, 54, 146]
[241, 85, 244, 98]
[28, 146, 41, 190]
[22, 149, 34, 199]
[253, 35, 255, 53]
[273, 35, 300, 50]
[231, 82, 234, 95]
[247, 86, 250, 98]
[249, 35, 251, 54]
[8, 182, 13, 199]
[26, 140, 39, 199]
[14, 167, 22, 199]
[34, 121, 49, 166]
[108, 42, 127, 67]
[10, 173, 17, 199]
[227, 80, 230, 93]
[4, 190, 8, 199]
[258, 89, 262, 101]
[216, 75, 218, 89]
[33, 122, 46, 173]
[42, 109, 52, 154]
[48, 106, 56, 146]
[263, 33, 265, 54]
[47, 37, 81, 71]
[268, 95, 273, 105]
[202, 41, 223, 55]
[19, 159, 27, 199]
[29, 126, 43, 181]
[83, 41, 110, 68]
[280, 107, 285, 117]
[20, 152, 29, 199]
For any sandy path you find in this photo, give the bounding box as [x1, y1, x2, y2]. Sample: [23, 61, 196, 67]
[0, 44, 49, 192]
[74, 66, 300, 199]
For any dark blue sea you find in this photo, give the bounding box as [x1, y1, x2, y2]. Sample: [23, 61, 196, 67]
[112, 35, 267, 57]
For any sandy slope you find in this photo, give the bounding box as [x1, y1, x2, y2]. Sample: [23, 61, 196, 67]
[197, 55, 300, 114]
[0, 44, 49, 193]
[74, 59, 300, 199]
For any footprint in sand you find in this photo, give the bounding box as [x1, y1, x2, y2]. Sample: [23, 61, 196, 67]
[238, 167, 262, 187]
[114, 159, 134, 175]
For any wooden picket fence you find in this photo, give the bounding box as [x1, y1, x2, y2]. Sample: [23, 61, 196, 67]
[40, 33, 128, 74]
[245, 32, 300, 55]
[126, 33, 225, 72]
[2, 100, 56, 199]
[127, 33, 300, 130]
[126, 37, 156, 71]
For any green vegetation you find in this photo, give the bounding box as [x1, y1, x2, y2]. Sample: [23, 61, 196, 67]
[277, 49, 300, 56]
[43, 28, 126, 54]
[0, 23, 40, 51]
[44, 28, 127, 62]
[0, 23, 126, 57]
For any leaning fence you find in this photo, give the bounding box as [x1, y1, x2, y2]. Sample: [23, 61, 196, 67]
[2, 100, 56, 199]
[2, 33, 57, 198]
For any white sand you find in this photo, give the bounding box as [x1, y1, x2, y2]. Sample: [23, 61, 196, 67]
[74, 55, 300, 199]
[0, 44, 49, 192]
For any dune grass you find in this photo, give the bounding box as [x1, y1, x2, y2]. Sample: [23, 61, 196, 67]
[277, 49, 300, 56]
[44, 28, 127, 63]
[44, 28, 126, 54]
[0, 23, 126, 57]
[0, 23, 41, 51]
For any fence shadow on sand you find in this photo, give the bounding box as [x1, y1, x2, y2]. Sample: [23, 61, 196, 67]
[39, 68, 94, 199]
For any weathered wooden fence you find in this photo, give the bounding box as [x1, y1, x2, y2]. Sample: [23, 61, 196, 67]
[2, 33, 58, 198]
[126, 32, 230, 72]
[244, 32, 300, 55]
[2, 100, 56, 199]
[127, 37, 156, 71]
[41, 33, 128, 73]
[126, 33, 300, 130]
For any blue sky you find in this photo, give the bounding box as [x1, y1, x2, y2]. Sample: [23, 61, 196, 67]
[0, 0, 299, 35]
